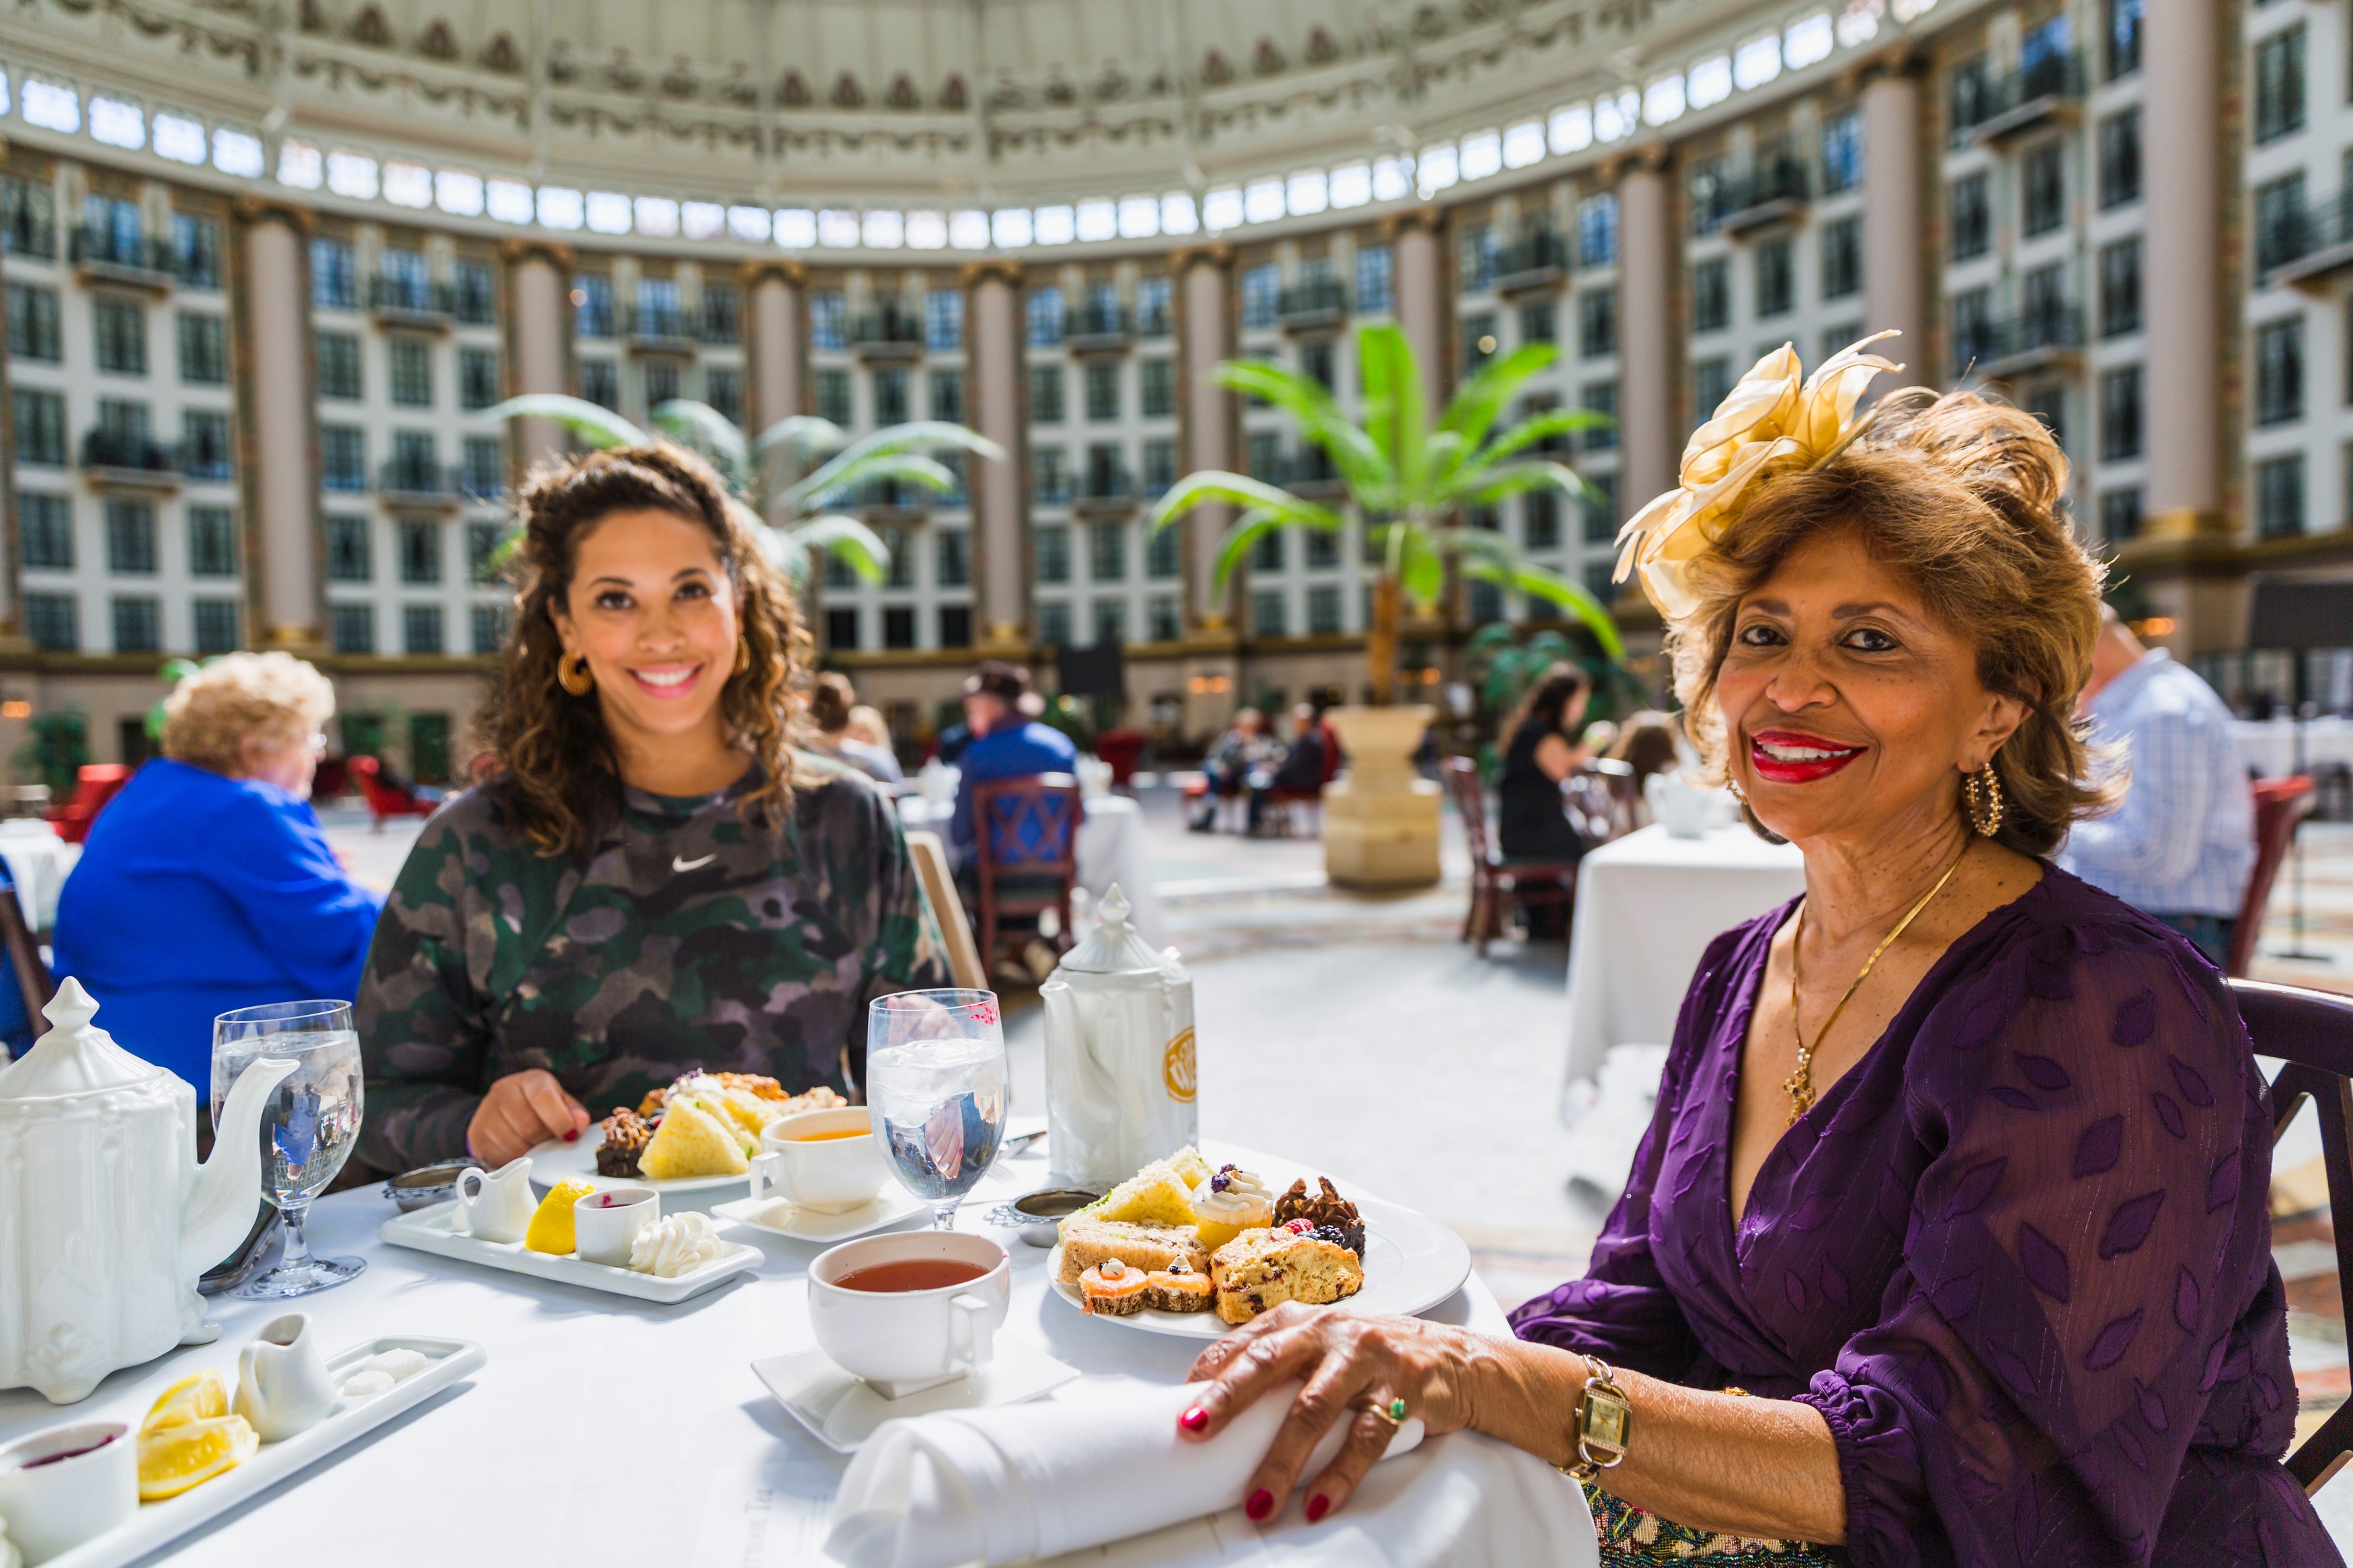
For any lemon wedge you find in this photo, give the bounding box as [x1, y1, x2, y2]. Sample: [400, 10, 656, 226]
[524, 1178, 598, 1254]
[141, 1368, 229, 1435]
[138, 1413, 258, 1501]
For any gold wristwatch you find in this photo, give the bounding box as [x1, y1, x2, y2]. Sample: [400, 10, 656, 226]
[1567, 1356, 1634, 1481]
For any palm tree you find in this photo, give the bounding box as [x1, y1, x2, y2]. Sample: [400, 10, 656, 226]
[1147, 323, 1623, 706]
[484, 394, 1002, 588]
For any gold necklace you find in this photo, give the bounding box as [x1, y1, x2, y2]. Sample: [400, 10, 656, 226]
[1784, 837, 1972, 1126]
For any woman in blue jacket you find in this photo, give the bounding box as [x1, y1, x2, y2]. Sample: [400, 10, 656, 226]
[54, 653, 384, 1090]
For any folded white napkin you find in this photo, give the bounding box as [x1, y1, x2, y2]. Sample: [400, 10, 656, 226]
[827, 1378, 1426, 1568]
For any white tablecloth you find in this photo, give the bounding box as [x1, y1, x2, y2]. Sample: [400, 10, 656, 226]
[0, 819, 75, 931]
[2235, 717, 2353, 780]
[900, 792, 1167, 950]
[0, 1141, 1560, 1568]
[1562, 824, 1807, 1093]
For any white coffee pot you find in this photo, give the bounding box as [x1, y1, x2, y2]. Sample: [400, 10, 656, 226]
[1039, 884, 1198, 1190]
[0, 979, 296, 1404]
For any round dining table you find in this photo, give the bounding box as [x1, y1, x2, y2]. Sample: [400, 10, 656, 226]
[0, 1139, 1537, 1568]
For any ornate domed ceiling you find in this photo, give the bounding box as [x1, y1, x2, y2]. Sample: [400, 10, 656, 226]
[6, 0, 1796, 206]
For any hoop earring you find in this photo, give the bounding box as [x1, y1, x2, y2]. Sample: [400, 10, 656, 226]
[1964, 766, 2005, 838]
[557, 653, 594, 696]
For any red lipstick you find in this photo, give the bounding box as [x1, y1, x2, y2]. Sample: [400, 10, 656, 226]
[1749, 729, 1866, 784]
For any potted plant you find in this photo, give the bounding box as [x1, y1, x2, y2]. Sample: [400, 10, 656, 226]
[1148, 325, 1622, 886]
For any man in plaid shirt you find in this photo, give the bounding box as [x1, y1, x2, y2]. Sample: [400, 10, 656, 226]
[2059, 605, 2254, 966]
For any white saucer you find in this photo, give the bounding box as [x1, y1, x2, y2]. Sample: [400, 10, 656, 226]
[752, 1337, 1080, 1453]
[709, 1186, 929, 1243]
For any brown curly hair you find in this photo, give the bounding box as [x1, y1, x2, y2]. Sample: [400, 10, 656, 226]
[471, 444, 812, 856]
[1669, 388, 2118, 858]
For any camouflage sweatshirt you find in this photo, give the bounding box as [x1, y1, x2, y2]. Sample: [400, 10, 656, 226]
[356, 753, 948, 1172]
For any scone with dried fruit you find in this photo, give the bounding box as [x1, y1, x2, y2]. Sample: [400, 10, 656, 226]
[1209, 1223, 1364, 1325]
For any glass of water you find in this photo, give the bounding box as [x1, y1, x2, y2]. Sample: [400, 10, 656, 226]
[210, 1000, 366, 1298]
[867, 989, 1007, 1231]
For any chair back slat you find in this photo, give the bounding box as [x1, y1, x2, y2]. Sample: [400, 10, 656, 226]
[1441, 757, 1492, 864]
[2232, 778, 2315, 977]
[973, 774, 1081, 878]
[2229, 977, 2353, 1493]
[902, 829, 988, 991]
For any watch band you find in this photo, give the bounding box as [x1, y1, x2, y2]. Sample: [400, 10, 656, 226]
[1567, 1356, 1634, 1481]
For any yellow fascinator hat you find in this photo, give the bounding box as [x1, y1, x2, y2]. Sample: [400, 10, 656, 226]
[1613, 331, 1905, 621]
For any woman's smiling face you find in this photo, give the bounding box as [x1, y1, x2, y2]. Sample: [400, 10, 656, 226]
[1714, 528, 2026, 845]
[549, 507, 740, 748]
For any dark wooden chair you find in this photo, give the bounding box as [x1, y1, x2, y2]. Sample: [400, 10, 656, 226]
[1442, 756, 1582, 956]
[0, 863, 51, 1062]
[1261, 720, 1343, 837]
[1094, 729, 1148, 789]
[2231, 977, 2353, 1495]
[2231, 776, 2317, 977]
[971, 773, 1082, 970]
[349, 755, 436, 831]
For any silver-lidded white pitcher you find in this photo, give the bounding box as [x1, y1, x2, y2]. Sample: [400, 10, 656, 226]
[1039, 884, 1197, 1190]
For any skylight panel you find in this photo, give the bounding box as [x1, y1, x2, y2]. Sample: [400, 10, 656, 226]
[153, 112, 206, 165]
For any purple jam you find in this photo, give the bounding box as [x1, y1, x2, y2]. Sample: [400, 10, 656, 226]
[19, 1432, 114, 1469]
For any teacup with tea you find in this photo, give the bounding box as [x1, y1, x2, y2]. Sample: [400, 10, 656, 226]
[807, 1231, 1012, 1397]
[751, 1106, 888, 1214]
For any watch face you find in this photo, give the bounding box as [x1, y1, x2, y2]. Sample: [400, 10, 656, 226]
[1587, 1393, 1630, 1450]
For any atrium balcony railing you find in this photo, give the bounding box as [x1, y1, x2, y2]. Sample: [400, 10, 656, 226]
[1135, 302, 1174, 338]
[1285, 447, 1349, 498]
[2260, 190, 2353, 291]
[1950, 51, 2083, 147]
[368, 276, 458, 327]
[377, 460, 465, 507]
[1702, 157, 1811, 237]
[79, 429, 182, 486]
[69, 228, 179, 291]
[575, 302, 616, 339]
[1494, 231, 1568, 294]
[697, 303, 740, 345]
[859, 478, 934, 515]
[852, 306, 926, 357]
[180, 446, 234, 483]
[1952, 303, 2084, 379]
[1033, 474, 1074, 507]
[1074, 468, 1136, 513]
[625, 305, 694, 350]
[1069, 304, 1131, 353]
[458, 469, 509, 503]
[1278, 280, 1349, 331]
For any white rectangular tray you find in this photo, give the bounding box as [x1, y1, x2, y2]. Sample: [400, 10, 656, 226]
[379, 1200, 764, 1303]
[46, 1334, 485, 1568]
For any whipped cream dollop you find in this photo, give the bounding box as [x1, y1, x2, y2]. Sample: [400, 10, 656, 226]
[629, 1212, 729, 1278]
[1193, 1166, 1273, 1224]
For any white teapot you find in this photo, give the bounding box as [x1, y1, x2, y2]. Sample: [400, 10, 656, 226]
[1040, 884, 1198, 1190]
[0, 980, 296, 1403]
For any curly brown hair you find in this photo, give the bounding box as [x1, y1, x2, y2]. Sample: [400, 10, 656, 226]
[471, 444, 813, 856]
[1668, 388, 2118, 858]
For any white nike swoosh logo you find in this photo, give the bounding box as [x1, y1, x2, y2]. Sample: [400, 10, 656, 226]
[672, 854, 717, 872]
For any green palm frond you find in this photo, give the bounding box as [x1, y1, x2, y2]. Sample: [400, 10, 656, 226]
[1148, 472, 1347, 534]
[650, 399, 750, 483]
[484, 395, 649, 450]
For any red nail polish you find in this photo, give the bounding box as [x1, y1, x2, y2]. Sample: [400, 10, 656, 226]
[563, 1128, 580, 1143]
[1179, 1407, 1208, 1433]
[1306, 1495, 1330, 1524]
[1245, 1489, 1275, 1522]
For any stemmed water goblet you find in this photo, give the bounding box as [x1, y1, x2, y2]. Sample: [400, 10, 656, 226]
[867, 989, 1008, 1231]
[209, 1000, 366, 1298]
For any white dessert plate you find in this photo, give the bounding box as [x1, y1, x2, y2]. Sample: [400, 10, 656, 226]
[1046, 1192, 1472, 1340]
[711, 1186, 929, 1243]
[378, 1201, 762, 1303]
[44, 1335, 485, 1568]
[523, 1134, 751, 1200]
[752, 1337, 1080, 1454]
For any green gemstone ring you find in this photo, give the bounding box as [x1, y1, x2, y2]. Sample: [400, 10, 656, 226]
[1373, 1397, 1408, 1426]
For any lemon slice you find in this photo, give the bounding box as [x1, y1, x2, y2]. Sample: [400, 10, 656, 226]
[138, 1413, 258, 1501]
[524, 1178, 597, 1255]
[141, 1368, 229, 1435]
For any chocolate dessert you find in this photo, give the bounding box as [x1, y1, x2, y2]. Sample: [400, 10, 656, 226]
[596, 1106, 655, 1177]
[1274, 1176, 1365, 1257]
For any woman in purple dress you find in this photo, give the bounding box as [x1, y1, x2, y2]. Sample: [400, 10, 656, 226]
[1172, 343, 2339, 1565]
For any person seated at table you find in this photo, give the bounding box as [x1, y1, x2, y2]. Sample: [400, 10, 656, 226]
[1497, 665, 1593, 938]
[1251, 704, 1326, 834]
[1597, 708, 1686, 835]
[356, 444, 948, 1174]
[53, 653, 383, 1091]
[1193, 708, 1275, 832]
[805, 672, 904, 784]
[948, 661, 1076, 858]
[1172, 366, 2336, 1563]
[846, 702, 898, 761]
[2057, 602, 2254, 968]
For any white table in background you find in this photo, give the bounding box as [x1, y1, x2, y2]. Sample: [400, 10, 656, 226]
[899, 791, 1167, 949]
[0, 817, 77, 930]
[1562, 823, 1806, 1094]
[0, 1142, 1524, 1568]
[2234, 716, 2353, 780]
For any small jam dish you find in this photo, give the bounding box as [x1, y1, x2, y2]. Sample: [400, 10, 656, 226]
[0, 1418, 136, 1563]
[382, 1161, 473, 1213]
[1008, 1189, 1098, 1249]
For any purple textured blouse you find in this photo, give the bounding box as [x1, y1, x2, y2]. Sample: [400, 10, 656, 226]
[1511, 868, 2342, 1566]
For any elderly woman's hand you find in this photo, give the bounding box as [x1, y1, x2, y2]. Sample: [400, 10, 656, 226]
[467, 1069, 590, 1168]
[1178, 1305, 1525, 1522]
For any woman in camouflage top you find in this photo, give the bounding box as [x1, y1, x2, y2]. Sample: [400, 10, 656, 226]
[358, 446, 947, 1173]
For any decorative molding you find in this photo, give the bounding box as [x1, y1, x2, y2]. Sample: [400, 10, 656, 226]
[959, 258, 1025, 288]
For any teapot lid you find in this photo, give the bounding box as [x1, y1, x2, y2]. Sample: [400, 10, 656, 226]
[1053, 884, 1168, 975]
[0, 978, 161, 1100]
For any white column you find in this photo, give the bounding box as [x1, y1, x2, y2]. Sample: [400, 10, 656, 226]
[1179, 249, 1235, 630]
[2143, 0, 2222, 538]
[508, 244, 570, 467]
[243, 206, 318, 649]
[1862, 70, 1926, 370]
[1617, 160, 1676, 515]
[967, 262, 1027, 649]
[1392, 214, 1446, 416]
[749, 263, 803, 433]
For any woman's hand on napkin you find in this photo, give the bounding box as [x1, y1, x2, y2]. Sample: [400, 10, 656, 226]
[1177, 1306, 1499, 1524]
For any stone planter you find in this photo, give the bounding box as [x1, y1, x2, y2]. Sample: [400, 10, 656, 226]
[1320, 704, 1441, 889]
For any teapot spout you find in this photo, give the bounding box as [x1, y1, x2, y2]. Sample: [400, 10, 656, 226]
[182, 1055, 298, 1278]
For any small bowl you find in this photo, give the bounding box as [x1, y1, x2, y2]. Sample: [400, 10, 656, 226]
[383, 1161, 473, 1212]
[1010, 1188, 1099, 1249]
